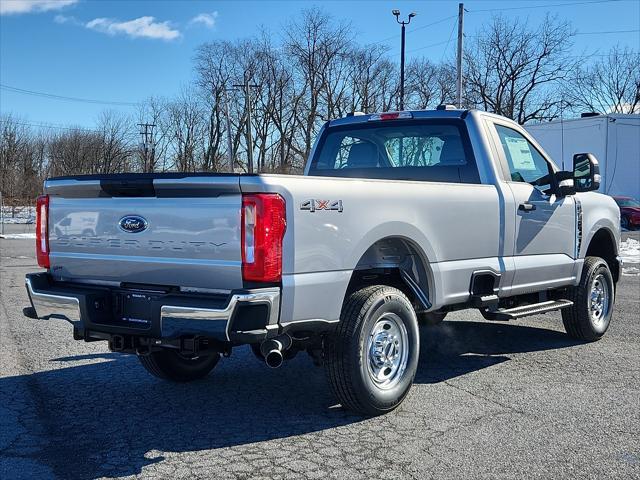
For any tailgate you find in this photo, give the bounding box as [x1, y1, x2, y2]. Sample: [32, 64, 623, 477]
[45, 174, 243, 290]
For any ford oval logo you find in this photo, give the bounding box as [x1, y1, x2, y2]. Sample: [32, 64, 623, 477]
[119, 215, 148, 233]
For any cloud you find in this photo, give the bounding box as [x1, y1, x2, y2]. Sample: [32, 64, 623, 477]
[85, 16, 180, 41]
[53, 14, 78, 24]
[189, 12, 218, 29]
[1, 0, 78, 15]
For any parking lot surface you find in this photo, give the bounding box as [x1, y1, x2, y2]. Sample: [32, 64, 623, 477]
[1, 229, 639, 479]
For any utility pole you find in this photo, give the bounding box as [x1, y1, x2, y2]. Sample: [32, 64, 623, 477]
[137, 122, 156, 172]
[233, 73, 259, 174]
[456, 3, 465, 108]
[393, 10, 416, 111]
[222, 87, 235, 173]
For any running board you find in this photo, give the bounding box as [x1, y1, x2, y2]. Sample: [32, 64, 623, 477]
[481, 299, 573, 321]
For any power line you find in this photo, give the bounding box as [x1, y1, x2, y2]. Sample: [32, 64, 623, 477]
[567, 50, 640, 58]
[0, 84, 139, 107]
[406, 14, 458, 34]
[373, 14, 457, 48]
[468, 0, 623, 13]
[573, 29, 639, 35]
[465, 28, 639, 38]
[0, 119, 99, 132]
[440, 15, 458, 63]
[406, 39, 452, 55]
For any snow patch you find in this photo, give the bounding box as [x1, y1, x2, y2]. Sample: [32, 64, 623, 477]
[1, 206, 35, 224]
[620, 238, 640, 264]
[620, 238, 640, 276]
[0, 233, 36, 239]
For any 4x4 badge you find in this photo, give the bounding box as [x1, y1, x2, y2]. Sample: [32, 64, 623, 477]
[300, 200, 343, 213]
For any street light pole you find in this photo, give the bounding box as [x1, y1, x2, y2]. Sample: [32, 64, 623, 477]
[393, 10, 416, 111]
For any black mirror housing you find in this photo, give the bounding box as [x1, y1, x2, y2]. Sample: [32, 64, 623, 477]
[573, 153, 601, 192]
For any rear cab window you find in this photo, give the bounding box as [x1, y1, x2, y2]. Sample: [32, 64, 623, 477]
[308, 119, 481, 184]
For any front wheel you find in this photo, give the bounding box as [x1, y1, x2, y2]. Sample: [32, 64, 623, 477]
[562, 256, 615, 341]
[138, 349, 220, 382]
[324, 285, 420, 416]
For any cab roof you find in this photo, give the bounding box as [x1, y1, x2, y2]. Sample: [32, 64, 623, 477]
[328, 108, 469, 127]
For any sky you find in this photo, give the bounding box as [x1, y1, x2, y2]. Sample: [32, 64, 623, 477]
[1, 0, 639, 129]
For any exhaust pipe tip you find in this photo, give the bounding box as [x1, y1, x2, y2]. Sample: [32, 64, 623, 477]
[265, 349, 284, 368]
[260, 337, 290, 368]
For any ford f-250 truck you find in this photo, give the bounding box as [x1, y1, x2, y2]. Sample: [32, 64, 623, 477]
[24, 107, 622, 415]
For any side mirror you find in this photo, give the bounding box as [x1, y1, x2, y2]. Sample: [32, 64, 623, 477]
[554, 170, 575, 196]
[573, 153, 601, 192]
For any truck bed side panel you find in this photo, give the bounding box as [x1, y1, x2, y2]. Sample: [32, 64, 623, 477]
[241, 174, 501, 316]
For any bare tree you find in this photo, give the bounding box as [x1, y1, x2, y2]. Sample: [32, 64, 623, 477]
[0, 115, 46, 199]
[464, 15, 575, 124]
[166, 89, 205, 172]
[284, 7, 352, 158]
[405, 59, 456, 109]
[136, 97, 172, 172]
[346, 44, 395, 113]
[565, 46, 640, 114]
[95, 110, 132, 173]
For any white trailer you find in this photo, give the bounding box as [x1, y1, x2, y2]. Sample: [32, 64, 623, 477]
[527, 114, 640, 199]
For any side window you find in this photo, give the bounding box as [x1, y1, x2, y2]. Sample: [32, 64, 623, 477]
[494, 125, 553, 193]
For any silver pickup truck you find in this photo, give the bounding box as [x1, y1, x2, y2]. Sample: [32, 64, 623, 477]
[24, 108, 622, 415]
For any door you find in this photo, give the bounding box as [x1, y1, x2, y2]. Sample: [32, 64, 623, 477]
[492, 123, 576, 294]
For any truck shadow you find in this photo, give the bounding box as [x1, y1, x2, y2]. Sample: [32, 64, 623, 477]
[2, 320, 581, 479]
[415, 320, 580, 384]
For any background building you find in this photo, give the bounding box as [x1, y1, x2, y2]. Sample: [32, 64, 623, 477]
[527, 114, 640, 199]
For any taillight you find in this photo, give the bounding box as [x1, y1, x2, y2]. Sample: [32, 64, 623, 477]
[36, 194, 50, 268]
[241, 193, 286, 282]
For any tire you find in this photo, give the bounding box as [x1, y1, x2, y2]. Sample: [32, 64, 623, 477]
[562, 256, 615, 341]
[138, 349, 220, 382]
[417, 311, 447, 326]
[324, 285, 420, 416]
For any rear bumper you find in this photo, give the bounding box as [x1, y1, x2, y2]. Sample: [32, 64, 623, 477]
[25, 272, 280, 343]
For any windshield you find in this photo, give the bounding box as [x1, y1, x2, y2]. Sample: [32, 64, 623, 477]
[615, 198, 640, 207]
[308, 120, 480, 183]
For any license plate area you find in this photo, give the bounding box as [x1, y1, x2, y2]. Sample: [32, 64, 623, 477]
[112, 291, 155, 330]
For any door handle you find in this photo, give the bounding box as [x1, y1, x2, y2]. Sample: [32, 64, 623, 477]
[519, 202, 536, 212]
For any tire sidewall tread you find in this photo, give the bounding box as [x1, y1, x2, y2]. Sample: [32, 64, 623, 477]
[562, 256, 615, 341]
[325, 285, 419, 416]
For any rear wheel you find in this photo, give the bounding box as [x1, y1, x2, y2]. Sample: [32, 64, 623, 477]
[138, 349, 220, 382]
[324, 285, 420, 416]
[562, 256, 615, 341]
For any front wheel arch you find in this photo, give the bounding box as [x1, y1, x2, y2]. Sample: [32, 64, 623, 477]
[584, 228, 619, 283]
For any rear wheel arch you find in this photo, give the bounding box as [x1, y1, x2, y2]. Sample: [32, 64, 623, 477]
[346, 236, 433, 312]
[584, 228, 619, 283]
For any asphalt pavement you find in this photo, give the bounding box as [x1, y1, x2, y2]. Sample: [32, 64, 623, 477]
[1, 228, 638, 479]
